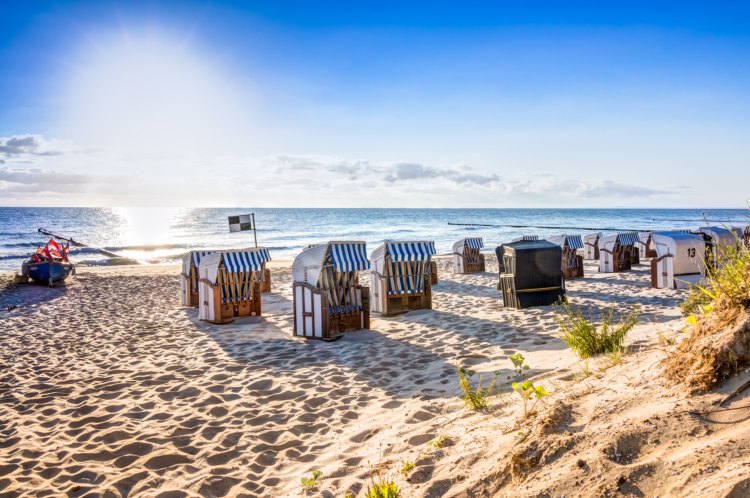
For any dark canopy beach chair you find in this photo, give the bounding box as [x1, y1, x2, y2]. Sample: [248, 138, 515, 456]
[497, 240, 565, 309]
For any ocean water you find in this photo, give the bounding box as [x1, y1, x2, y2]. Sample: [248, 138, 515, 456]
[1, 207, 748, 271]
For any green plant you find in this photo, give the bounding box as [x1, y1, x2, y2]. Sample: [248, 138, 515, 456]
[575, 360, 592, 381]
[603, 348, 622, 368]
[457, 367, 494, 410]
[365, 466, 401, 498]
[666, 235, 750, 391]
[682, 239, 750, 316]
[509, 352, 530, 376]
[427, 435, 451, 448]
[511, 380, 550, 416]
[555, 303, 640, 358]
[345, 492, 356, 498]
[400, 460, 415, 476]
[301, 469, 322, 490]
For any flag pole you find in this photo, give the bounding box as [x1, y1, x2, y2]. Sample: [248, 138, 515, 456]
[252, 213, 258, 248]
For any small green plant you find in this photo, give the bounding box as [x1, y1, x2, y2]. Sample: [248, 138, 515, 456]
[400, 460, 415, 476]
[345, 492, 356, 498]
[365, 466, 401, 498]
[300, 469, 322, 490]
[575, 360, 592, 381]
[457, 367, 493, 410]
[509, 352, 530, 376]
[514, 430, 527, 445]
[603, 348, 623, 368]
[511, 380, 550, 416]
[427, 435, 451, 448]
[555, 303, 640, 358]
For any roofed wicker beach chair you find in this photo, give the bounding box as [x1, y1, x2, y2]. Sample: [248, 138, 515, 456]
[496, 239, 565, 309]
[548, 234, 585, 279]
[197, 248, 271, 323]
[370, 241, 436, 315]
[181, 250, 215, 307]
[598, 232, 640, 273]
[292, 241, 370, 340]
[637, 232, 658, 259]
[512, 235, 540, 242]
[583, 232, 601, 260]
[698, 226, 738, 268]
[650, 232, 706, 289]
[452, 237, 485, 274]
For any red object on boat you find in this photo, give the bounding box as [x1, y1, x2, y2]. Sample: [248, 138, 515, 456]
[31, 239, 70, 263]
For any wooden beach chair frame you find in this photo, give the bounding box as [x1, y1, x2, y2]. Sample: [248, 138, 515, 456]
[453, 238, 486, 274]
[550, 235, 585, 279]
[583, 233, 600, 260]
[197, 250, 270, 324]
[497, 241, 565, 309]
[371, 242, 435, 316]
[650, 233, 706, 289]
[292, 242, 370, 340]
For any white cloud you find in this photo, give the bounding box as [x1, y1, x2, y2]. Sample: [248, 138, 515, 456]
[0, 135, 689, 207]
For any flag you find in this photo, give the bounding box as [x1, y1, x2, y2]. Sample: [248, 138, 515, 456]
[228, 214, 255, 233]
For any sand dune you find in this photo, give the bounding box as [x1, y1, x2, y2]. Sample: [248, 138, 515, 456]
[1, 256, 748, 497]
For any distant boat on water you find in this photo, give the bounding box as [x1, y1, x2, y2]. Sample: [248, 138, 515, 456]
[22, 239, 75, 286]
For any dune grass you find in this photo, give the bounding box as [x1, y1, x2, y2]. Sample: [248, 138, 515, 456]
[666, 239, 750, 391]
[555, 303, 640, 359]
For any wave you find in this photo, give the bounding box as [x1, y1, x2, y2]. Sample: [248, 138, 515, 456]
[76, 257, 141, 267]
[103, 243, 189, 252]
[0, 242, 44, 249]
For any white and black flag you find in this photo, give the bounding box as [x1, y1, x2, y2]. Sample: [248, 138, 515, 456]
[228, 214, 255, 233]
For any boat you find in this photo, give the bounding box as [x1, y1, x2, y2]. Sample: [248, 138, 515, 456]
[22, 239, 75, 286]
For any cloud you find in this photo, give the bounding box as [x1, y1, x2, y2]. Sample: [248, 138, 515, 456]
[0, 167, 88, 185]
[497, 175, 672, 198]
[578, 180, 669, 198]
[0, 135, 64, 159]
[384, 162, 500, 186]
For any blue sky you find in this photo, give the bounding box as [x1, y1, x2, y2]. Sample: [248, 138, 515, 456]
[1, 1, 749, 207]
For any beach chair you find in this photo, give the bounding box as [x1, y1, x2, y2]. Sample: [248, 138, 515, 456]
[452, 237, 485, 274]
[548, 235, 585, 279]
[181, 250, 215, 307]
[430, 260, 439, 285]
[583, 233, 601, 260]
[496, 240, 565, 309]
[598, 233, 639, 273]
[698, 227, 737, 268]
[197, 248, 271, 323]
[650, 232, 706, 289]
[292, 242, 370, 340]
[370, 241, 436, 315]
[637, 232, 658, 259]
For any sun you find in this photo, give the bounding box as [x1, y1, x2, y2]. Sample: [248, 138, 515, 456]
[59, 29, 251, 154]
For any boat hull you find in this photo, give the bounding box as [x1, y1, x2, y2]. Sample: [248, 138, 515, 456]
[24, 261, 74, 285]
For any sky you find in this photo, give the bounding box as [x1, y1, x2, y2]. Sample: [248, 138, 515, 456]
[1, 1, 749, 208]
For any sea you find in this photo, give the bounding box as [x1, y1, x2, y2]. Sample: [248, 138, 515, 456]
[1, 207, 748, 271]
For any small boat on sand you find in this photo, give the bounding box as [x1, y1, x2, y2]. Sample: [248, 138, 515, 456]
[22, 239, 75, 286]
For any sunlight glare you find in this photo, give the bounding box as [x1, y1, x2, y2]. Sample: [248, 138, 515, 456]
[60, 32, 252, 154]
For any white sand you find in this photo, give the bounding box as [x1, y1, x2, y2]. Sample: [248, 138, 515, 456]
[2, 256, 749, 497]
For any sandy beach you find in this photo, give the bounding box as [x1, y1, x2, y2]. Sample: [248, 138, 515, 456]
[2, 255, 750, 497]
